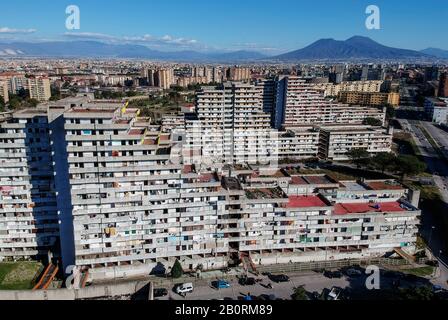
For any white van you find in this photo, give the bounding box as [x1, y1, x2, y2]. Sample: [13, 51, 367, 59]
[175, 283, 194, 294]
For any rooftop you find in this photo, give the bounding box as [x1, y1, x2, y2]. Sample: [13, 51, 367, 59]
[222, 176, 242, 190]
[245, 187, 287, 200]
[290, 176, 309, 185]
[340, 181, 367, 192]
[303, 175, 337, 185]
[334, 202, 408, 215]
[128, 128, 145, 135]
[365, 181, 404, 191]
[286, 195, 329, 208]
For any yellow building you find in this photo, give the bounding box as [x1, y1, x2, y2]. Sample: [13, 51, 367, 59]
[0, 81, 9, 103]
[27, 76, 51, 101]
[338, 91, 400, 107]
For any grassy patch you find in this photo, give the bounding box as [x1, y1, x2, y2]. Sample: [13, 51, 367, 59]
[402, 266, 435, 277]
[0, 262, 43, 290]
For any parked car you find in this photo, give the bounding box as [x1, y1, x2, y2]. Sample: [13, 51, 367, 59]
[175, 283, 194, 295]
[212, 280, 231, 289]
[258, 294, 277, 301]
[327, 287, 342, 300]
[153, 288, 168, 298]
[269, 274, 290, 283]
[324, 270, 343, 279]
[323, 270, 334, 278]
[332, 271, 343, 278]
[345, 268, 362, 277]
[238, 276, 256, 286]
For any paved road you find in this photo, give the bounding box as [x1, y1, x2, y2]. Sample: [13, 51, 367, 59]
[155, 268, 445, 301]
[422, 122, 448, 151]
[399, 119, 448, 285]
[158, 272, 350, 300]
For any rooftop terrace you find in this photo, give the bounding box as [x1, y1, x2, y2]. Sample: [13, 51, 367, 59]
[245, 187, 287, 200]
[334, 201, 410, 215]
[286, 195, 329, 208]
[364, 181, 404, 191]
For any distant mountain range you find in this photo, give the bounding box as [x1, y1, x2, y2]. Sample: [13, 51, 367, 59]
[420, 47, 448, 59]
[272, 36, 436, 61]
[0, 40, 266, 62]
[0, 36, 446, 62]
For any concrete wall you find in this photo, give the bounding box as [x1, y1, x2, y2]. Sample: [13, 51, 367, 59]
[88, 256, 227, 282]
[0, 280, 149, 300]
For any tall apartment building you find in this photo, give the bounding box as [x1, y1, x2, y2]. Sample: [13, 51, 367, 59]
[318, 125, 394, 160]
[0, 94, 409, 282]
[227, 67, 251, 81]
[439, 72, 448, 98]
[278, 128, 320, 160]
[58, 104, 230, 278]
[176, 76, 208, 88]
[313, 80, 384, 97]
[0, 72, 27, 93]
[185, 82, 277, 166]
[277, 124, 393, 162]
[338, 91, 400, 107]
[0, 109, 60, 261]
[256, 78, 276, 125]
[424, 66, 439, 82]
[211, 67, 222, 83]
[424, 97, 448, 125]
[27, 76, 52, 102]
[274, 76, 386, 129]
[0, 73, 51, 101]
[222, 169, 420, 267]
[155, 69, 174, 89]
[0, 81, 8, 103]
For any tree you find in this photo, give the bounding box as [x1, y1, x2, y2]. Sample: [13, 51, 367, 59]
[395, 155, 426, 180]
[28, 98, 39, 108]
[363, 117, 383, 126]
[291, 286, 309, 300]
[171, 259, 183, 278]
[398, 285, 434, 300]
[371, 152, 397, 173]
[50, 87, 61, 101]
[346, 148, 371, 168]
[17, 88, 29, 99]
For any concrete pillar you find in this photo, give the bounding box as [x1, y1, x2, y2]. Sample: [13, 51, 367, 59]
[407, 189, 421, 208]
[148, 282, 154, 301]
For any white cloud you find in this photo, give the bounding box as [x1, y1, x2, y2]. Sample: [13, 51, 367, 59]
[63, 31, 199, 48]
[0, 27, 37, 34]
[63, 32, 118, 40]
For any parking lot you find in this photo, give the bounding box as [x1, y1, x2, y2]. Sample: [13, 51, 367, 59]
[156, 271, 348, 300]
[153, 266, 440, 300]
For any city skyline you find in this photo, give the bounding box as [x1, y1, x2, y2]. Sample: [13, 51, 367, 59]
[0, 0, 447, 54]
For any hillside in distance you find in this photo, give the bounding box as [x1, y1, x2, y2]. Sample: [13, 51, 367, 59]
[272, 36, 432, 61]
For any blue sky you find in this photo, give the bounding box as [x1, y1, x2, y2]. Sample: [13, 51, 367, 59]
[0, 0, 447, 53]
